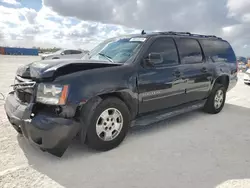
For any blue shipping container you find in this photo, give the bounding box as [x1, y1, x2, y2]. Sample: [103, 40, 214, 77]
[2, 47, 38, 56]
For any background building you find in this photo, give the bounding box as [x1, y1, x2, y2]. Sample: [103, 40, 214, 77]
[0, 47, 38, 56]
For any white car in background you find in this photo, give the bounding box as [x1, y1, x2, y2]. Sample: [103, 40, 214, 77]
[244, 69, 250, 84]
[41, 49, 85, 60]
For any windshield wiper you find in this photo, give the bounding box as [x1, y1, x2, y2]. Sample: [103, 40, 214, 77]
[98, 53, 114, 63]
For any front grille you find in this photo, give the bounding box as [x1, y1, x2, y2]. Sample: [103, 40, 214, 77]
[13, 76, 36, 103]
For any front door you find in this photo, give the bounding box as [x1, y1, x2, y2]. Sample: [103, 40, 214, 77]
[137, 37, 186, 114]
[174, 38, 212, 103]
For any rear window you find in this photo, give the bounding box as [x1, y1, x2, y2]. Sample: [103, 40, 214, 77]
[199, 39, 236, 63]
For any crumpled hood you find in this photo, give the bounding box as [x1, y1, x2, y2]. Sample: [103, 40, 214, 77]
[16, 59, 121, 80]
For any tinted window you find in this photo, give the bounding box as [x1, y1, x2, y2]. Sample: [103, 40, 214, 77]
[71, 50, 82, 54]
[199, 39, 236, 63]
[64, 50, 71, 55]
[175, 38, 203, 64]
[147, 37, 179, 66]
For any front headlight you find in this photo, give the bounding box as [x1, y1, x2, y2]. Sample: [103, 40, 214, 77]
[36, 83, 69, 105]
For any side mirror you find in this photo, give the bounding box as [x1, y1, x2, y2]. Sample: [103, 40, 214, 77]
[145, 53, 163, 66]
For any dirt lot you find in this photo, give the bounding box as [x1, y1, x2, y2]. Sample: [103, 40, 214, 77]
[0, 55, 250, 188]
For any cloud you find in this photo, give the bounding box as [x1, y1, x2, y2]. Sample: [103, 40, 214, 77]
[43, 0, 236, 32]
[0, 0, 20, 5]
[0, 31, 4, 41]
[0, 6, 22, 24]
[227, 0, 250, 20]
[0, 0, 250, 56]
[0, 4, 139, 50]
[41, 0, 250, 56]
[20, 8, 37, 24]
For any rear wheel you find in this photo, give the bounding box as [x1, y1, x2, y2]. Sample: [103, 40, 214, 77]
[203, 84, 226, 114]
[81, 97, 130, 151]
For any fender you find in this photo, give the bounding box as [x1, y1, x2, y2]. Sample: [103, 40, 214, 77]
[210, 73, 230, 92]
[54, 64, 139, 119]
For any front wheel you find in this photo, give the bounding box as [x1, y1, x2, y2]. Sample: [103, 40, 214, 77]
[203, 84, 226, 114]
[83, 97, 131, 151]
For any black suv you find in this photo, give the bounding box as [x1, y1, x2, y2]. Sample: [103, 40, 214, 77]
[4, 31, 238, 157]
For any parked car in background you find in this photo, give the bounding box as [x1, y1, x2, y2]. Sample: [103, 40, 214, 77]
[247, 58, 250, 70]
[238, 62, 247, 70]
[244, 69, 250, 84]
[41, 49, 85, 60]
[237, 56, 248, 72]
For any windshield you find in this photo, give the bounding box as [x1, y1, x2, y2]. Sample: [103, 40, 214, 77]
[82, 37, 146, 63]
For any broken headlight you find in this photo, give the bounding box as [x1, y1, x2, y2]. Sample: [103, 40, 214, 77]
[36, 83, 69, 105]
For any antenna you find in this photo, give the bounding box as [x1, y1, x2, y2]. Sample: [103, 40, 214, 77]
[141, 30, 146, 35]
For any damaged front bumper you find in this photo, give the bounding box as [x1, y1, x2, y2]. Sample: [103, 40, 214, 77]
[4, 92, 81, 157]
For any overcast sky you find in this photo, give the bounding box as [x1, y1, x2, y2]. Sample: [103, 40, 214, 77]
[0, 0, 249, 56]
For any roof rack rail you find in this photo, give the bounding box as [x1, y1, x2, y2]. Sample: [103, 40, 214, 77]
[168, 31, 191, 35]
[157, 31, 222, 39]
[191, 33, 220, 39]
[158, 31, 191, 36]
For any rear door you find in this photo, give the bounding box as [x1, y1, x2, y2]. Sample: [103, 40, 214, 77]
[137, 37, 186, 114]
[175, 38, 212, 103]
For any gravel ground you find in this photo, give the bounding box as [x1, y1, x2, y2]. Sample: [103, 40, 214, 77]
[0, 55, 250, 188]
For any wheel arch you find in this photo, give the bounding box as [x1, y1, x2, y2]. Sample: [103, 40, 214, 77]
[98, 92, 138, 119]
[75, 91, 138, 144]
[76, 91, 138, 120]
[212, 75, 230, 91]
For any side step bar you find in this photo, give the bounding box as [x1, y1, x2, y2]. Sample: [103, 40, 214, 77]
[131, 100, 206, 127]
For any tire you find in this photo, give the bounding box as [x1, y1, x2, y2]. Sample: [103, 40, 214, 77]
[203, 84, 226, 114]
[52, 57, 59, 59]
[81, 97, 131, 151]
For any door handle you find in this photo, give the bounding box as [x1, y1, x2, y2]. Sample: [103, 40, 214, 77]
[201, 67, 208, 73]
[173, 70, 181, 77]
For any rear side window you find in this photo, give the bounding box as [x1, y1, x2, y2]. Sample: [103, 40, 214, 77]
[199, 39, 236, 63]
[175, 38, 203, 64]
[146, 37, 179, 66]
[71, 50, 82, 54]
